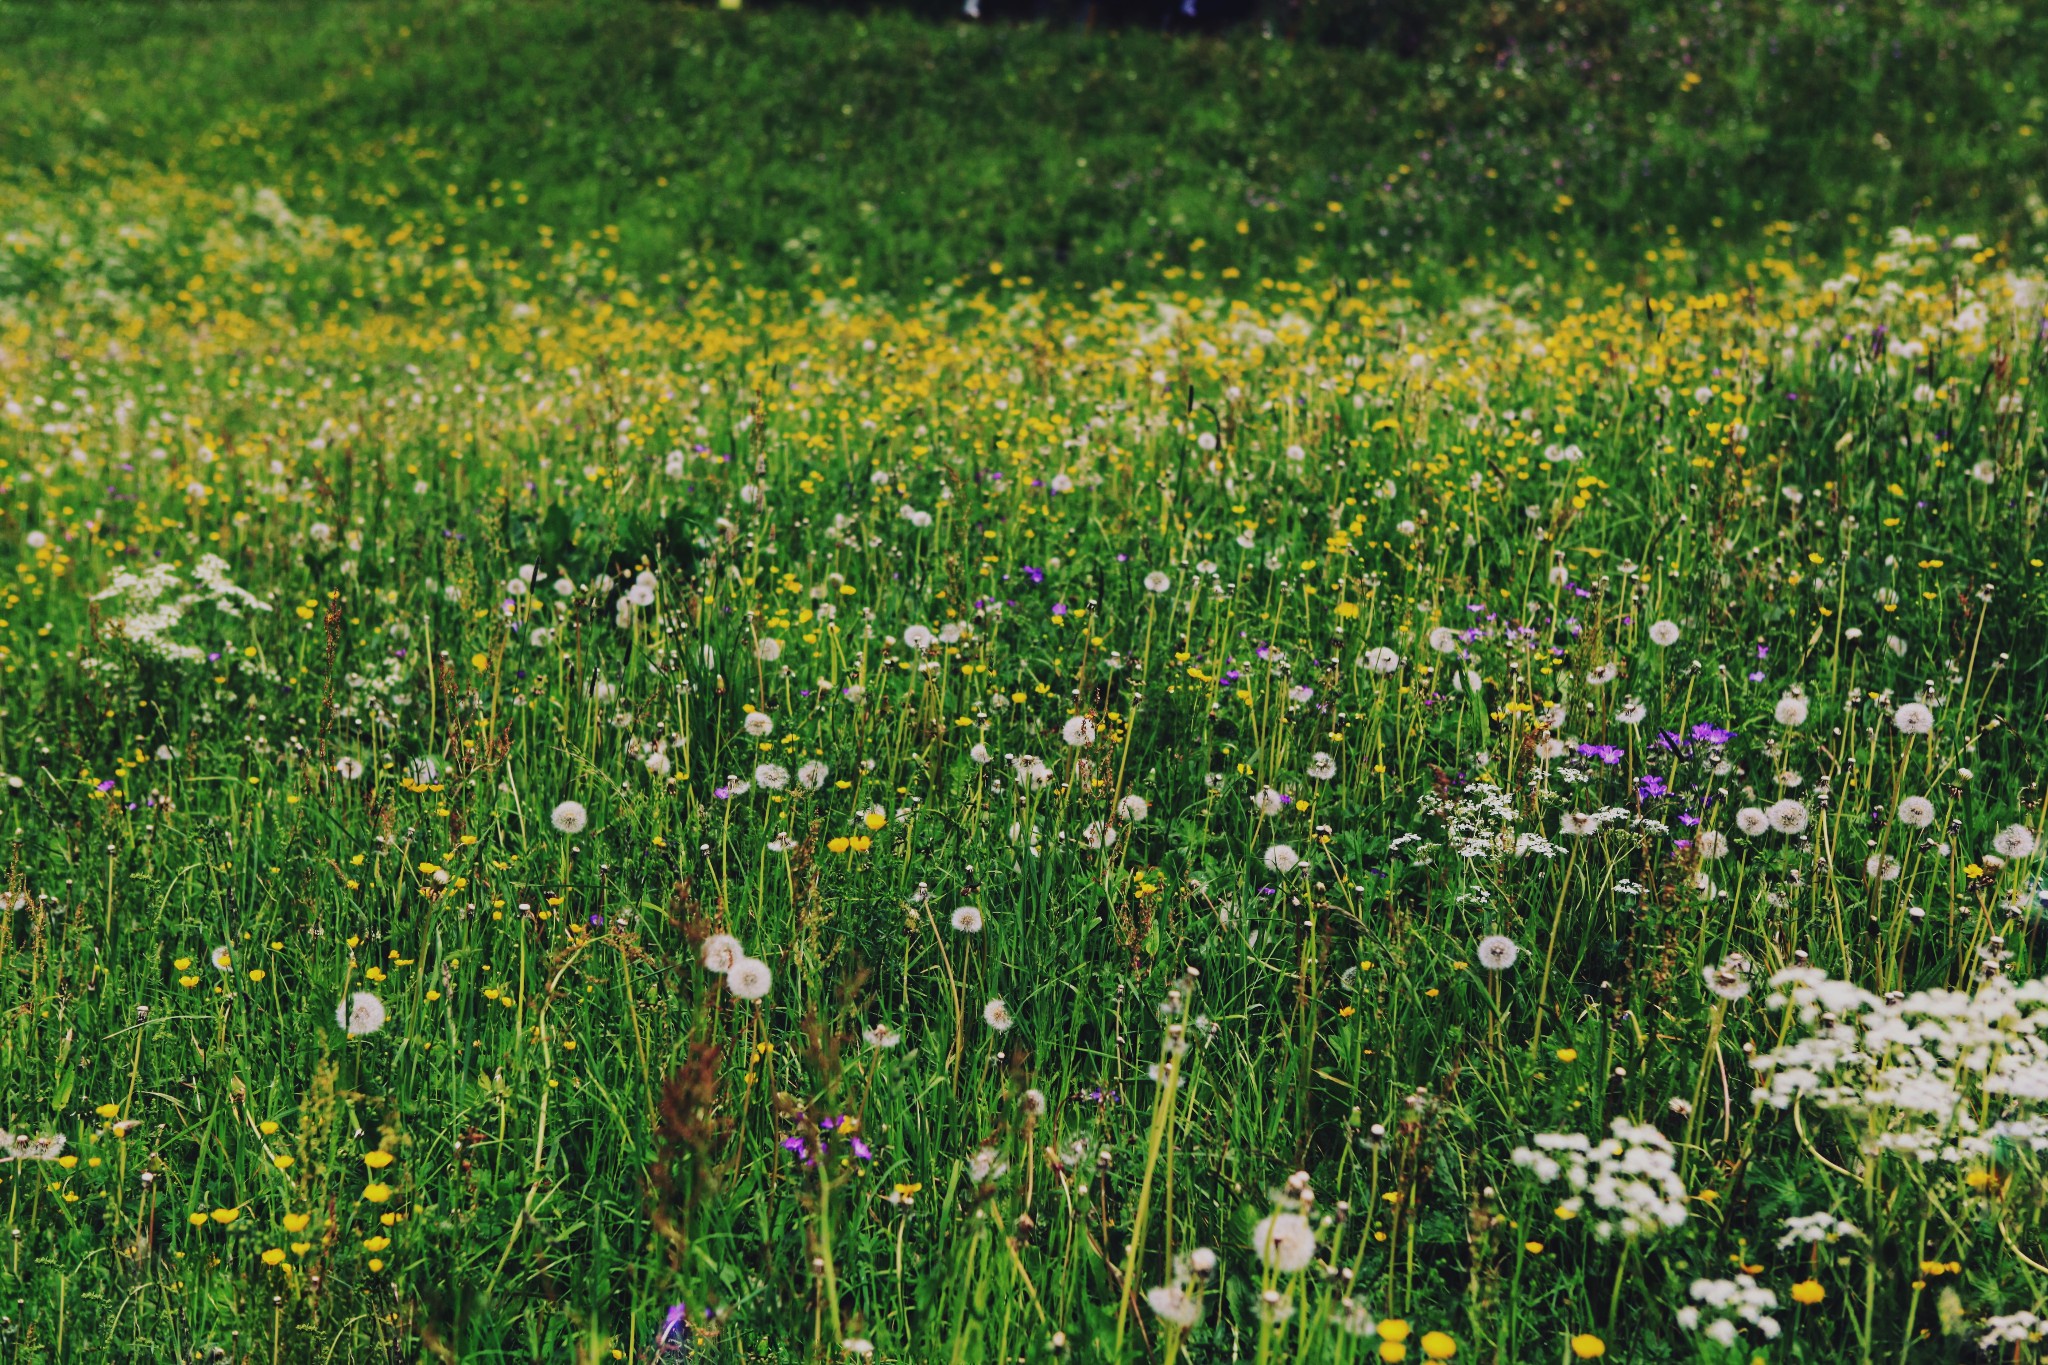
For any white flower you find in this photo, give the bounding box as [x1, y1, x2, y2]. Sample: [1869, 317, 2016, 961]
[1864, 853, 1902, 882]
[1250, 1212, 1316, 1273]
[1145, 1283, 1203, 1329]
[1262, 844, 1301, 874]
[1144, 571, 1172, 593]
[863, 1023, 903, 1049]
[1772, 693, 1809, 727]
[1062, 715, 1097, 747]
[743, 711, 774, 737]
[1765, 799, 1810, 835]
[701, 934, 744, 974]
[903, 625, 936, 651]
[1082, 820, 1117, 849]
[1427, 626, 1460, 654]
[1615, 699, 1647, 726]
[335, 756, 364, 780]
[1648, 620, 1681, 647]
[645, 749, 674, 778]
[211, 945, 233, 971]
[1253, 786, 1290, 817]
[1585, 662, 1619, 687]
[1893, 702, 1934, 735]
[1696, 830, 1729, 859]
[727, 957, 773, 1000]
[1735, 806, 1770, 837]
[982, 997, 1014, 1032]
[797, 760, 830, 790]
[1477, 935, 1520, 970]
[1993, 824, 2039, 860]
[1897, 795, 1935, 828]
[336, 992, 387, 1037]
[1702, 956, 1750, 1001]
[1511, 1119, 1688, 1241]
[1359, 646, 1400, 674]
[755, 637, 783, 662]
[969, 743, 993, 764]
[1307, 752, 1337, 780]
[753, 763, 790, 791]
[1118, 794, 1150, 821]
[550, 800, 588, 834]
[950, 905, 985, 933]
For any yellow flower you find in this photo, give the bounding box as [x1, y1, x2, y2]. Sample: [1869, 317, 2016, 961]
[282, 1213, 311, 1232]
[367, 1258, 385, 1272]
[864, 811, 887, 831]
[259, 1120, 280, 1135]
[363, 1182, 393, 1203]
[1790, 1280, 1825, 1305]
[364, 1150, 396, 1170]
[1378, 1346, 1406, 1364]
[1379, 1321, 1411, 1344]
[248, 968, 266, 982]
[187, 1212, 208, 1227]
[1556, 1048, 1578, 1062]
[827, 836, 851, 854]
[362, 1235, 392, 1252]
[1554, 1204, 1578, 1221]
[1569, 1334, 1606, 1359]
[271, 1154, 294, 1170]
[261, 1248, 287, 1266]
[1523, 1240, 1544, 1254]
[211, 1207, 240, 1224]
[1420, 1331, 1456, 1360]
[95, 1103, 120, 1119]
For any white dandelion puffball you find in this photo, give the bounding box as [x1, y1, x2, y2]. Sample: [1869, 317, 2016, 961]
[1427, 626, 1460, 654]
[701, 933, 744, 974]
[1893, 702, 1935, 735]
[1765, 799, 1810, 835]
[755, 637, 783, 662]
[1700, 957, 1750, 1001]
[211, 945, 233, 971]
[863, 1023, 903, 1049]
[1082, 820, 1117, 849]
[1262, 844, 1301, 874]
[1253, 786, 1290, 817]
[1118, 794, 1150, 822]
[1144, 571, 1172, 593]
[335, 756, 364, 780]
[645, 751, 672, 777]
[797, 760, 830, 790]
[969, 743, 993, 764]
[1897, 795, 1936, 828]
[743, 711, 774, 737]
[336, 992, 387, 1037]
[550, 800, 588, 834]
[1647, 620, 1681, 647]
[982, 997, 1015, 1032]
[1476, 935, 1520, 970]
[1994, 824, 2039, 860]
[1251, 1212, 1317, 1273]
[1865, 853, 1902, 882]
[903, 624, 935, 651]
[726, 957, 774, 1000]
[950, 905, 985, 933]
[1307, 752, 1337, 781]
[1145, 1284, 1202, 1329]
[1062, 715, 1097, 747]
[753, 763, 790, 791]
[1360, 646, 1401, 674]
[1695, 830, 1729, 860]
[1735, 806, 1770, 837]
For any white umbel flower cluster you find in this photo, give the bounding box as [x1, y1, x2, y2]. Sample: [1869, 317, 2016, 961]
[1675, 1275, 1780, 1347]
[1510, 1118, 1689, 1242]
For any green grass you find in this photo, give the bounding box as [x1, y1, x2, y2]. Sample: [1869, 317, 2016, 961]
[3, 3, 2048, 1363]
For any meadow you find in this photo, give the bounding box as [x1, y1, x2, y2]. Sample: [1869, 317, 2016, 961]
[4, 1, 2048, 1362]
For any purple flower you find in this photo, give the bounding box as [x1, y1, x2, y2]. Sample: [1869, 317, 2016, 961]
[1637, 774, 1668, 800]
[1051, 602, 1067, 616]
[96, 780, 116, 792]
[1022, 566, 1044, 584]
[657, 1303, 689, 1351]
[1577, 743, 1624, 766]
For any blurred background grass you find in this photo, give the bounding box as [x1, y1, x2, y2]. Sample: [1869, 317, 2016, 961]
[2, 0, 2044, 297]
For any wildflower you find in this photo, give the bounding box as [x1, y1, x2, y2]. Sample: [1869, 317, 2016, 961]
[1893, 702, 1935, 735]
[1774, 693, 1810, 727]
[1765, 799, 1810, 835]
[1585, 663, 1618, 687]
[797, 760, 830, 790]
[1898, 795, 1936, 828]
[1511, 1119, 1688, 1240]
[1420, 1332, 1456, 1360]
[1735, 806, 1770, 836]
[743, 711, 774, 737]
[950, 905, 985, 933]
[1145, 1283, 1202, 1329]
[1263, 843, 1301, 873]
[1144, 571, 1172, 593]
[1615, 699, 1647, 726]
[1790, 1280, 1825, 1305]
[1082, 821, 1116, 849]
[753, 763, 790, 791]
[1062, 715, 1097, 747]
[1559, 812, 1601, 837]
[1118, 794, 1149, 821]
[1250, 1211, 1316, 1272]
[982, 997, 1014, 1031]
[1696, 830, 1729, 859]
[211, 945, 233, 971]
[1647, 620, 1680, 647]
[970, 743, 993, 764]
[1476, 936, 1520, 970]
[336, 992, 386, 1037]
[1993, 824, 2039, 860]
[1428, 627, 1460, 654]
[726, 958, 773, 1000]
[1307, 751, 1337, 780]
[1254, 786, 1290, 816]
[701, 934, 744, 973]
[903, 625, 935, 650]
[550, 801, 588, 834]
[1864, 853, 1902, 882]
[755, 637, 782, 662]
[335, 756, 364, 780]
[1361, 646, 1401, 673]
[1701, 955, 1750, 1001]
[1, 1132, 68, 1162]
[1569, 1335, 1605, 1359]
[863, 1023, 903, 1049]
